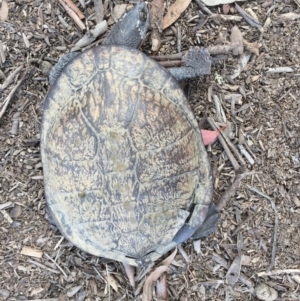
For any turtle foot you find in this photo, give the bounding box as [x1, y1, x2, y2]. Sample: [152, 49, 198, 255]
[168, 47, 212, 81]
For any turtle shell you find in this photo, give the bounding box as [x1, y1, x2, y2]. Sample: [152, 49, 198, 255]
[41, 45, 212, 267]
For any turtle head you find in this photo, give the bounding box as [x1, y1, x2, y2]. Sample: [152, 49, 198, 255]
[103, 2, 150, 49]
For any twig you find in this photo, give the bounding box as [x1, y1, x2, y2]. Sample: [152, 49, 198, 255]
[0, 66, 23, 92]
[247, 186, 278, 272]
[27, 259, 60, 274]
[221, 127, 246, 166]
[58, 0, 86, 30]
[0, 42, 6, 63]
[194, 0, 212, 15]
[150, 53, 182, 61]
[44, 253, 68, 277]
[216, 172, 261, 210]
[238, 144, 254, 165]
[20, 299, 58, 301]
[0, 72, 27, 119]
[0, 202, 13, 210]
[106, 264, 111, 300]
[109, 1, 117, 23]
[94, 0, 104, 23]
[207, 117, 240, 171]
[232, 213, 252, 237]
[159, 60, 182, 68]
[177, 26, 181, 53]
[62, 0, 84, 19]
[235, 3, 262, 29]
[257, 269, 300, 277]
[207, 42, 241, 55]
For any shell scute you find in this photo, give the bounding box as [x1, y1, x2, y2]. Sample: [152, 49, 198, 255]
[64, 49, 96, 87]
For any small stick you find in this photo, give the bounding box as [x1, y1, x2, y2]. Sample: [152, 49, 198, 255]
[150, 53, 183, 61]
[216, 126, 247, 167]
[194, 0, 212, 15]
[58, 0, 86, 30]
[235, 3, 262, 29]
[207, 42, 241, 55]
[231, 213, 252, 236]
[20, 299, 58, 301]
[207, 117, 240, 171]
[0, 202, 13, 210]
[0, 66, 23, 92]
[177, 26, 181, 53]
[238, 144, 254, 165]
[109, 1, 117, 23]
[258, 269, 300, 277]
[247, 185, 278, 272]
[216, 172, 261, 210]
[44, 253, 68, 277]
[27, 259, 60, 274]
[61, 0, 85, 19]
[151, 43, 242, 62]
[94, 0, 104, 23]
[0, 42, 6, 63]
[159, 60, 182, 68]
[0, 73, 27, 119]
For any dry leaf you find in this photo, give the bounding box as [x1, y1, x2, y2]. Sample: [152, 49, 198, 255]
[156, 274, 167, 300]
[230, 26, 243, 55]
[222, 4, 230, 14]
[161, 247, 177, 266]
[105, 274, 119, 292]
[20, 246, 43, 258]
[0, 0, 8, 22]
[142, 266, 168, 301]
[201, 125, 227, 146]
[123, 263, 135, 288]
[162, 0, 192, 29]
[67, 285, 82, 297]
[142, 249, 177, 301]
[241, 255, 252, 265]
[226, 255, 241, 286]
[201, 130, 220, 146]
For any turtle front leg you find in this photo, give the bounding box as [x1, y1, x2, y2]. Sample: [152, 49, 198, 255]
[168, 47, 212, 82]
[49, 52, 80, 85]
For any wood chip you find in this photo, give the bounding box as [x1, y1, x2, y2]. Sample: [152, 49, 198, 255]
[0, 0, 8, 21]
[67, 286, 82, 297]
[21, 246, 43, 258]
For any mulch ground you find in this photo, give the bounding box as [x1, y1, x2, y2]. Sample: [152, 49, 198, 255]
[1, 0, 300, 300]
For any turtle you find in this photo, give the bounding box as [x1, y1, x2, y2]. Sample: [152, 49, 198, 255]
[41, 2, 219, 268]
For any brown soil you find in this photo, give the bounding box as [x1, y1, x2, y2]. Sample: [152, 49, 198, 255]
[1, 1, 300, 300]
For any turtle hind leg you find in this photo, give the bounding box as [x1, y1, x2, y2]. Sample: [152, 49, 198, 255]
[191, 203, 219, 240]
[172, 203, 219, 244]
